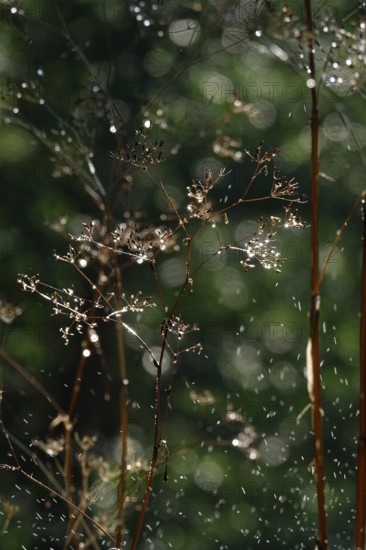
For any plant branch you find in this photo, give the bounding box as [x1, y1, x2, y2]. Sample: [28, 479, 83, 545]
[0, 347, 64, 416]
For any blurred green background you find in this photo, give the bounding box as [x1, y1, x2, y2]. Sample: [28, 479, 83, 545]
[0, 0, 365, 548]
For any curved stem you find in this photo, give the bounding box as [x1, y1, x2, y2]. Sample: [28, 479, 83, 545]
[319, 191, 366, 287]
[0, 348, 64, 415]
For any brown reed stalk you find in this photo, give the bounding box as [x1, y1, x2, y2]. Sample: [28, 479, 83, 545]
[356, 199, 366, 549]
[304, 0, 329, 547]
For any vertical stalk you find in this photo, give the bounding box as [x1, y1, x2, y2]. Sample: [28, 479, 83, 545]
[64, 294, 100, 549]
[130, 356, 163, 550]
[102, 207, 129, 549]
[304, 0, 329, 547]
[64, 352, 87, 550]
[112, 256, 129, 549]
[356, 199, 366, 549]
[115, 313, 128, 549]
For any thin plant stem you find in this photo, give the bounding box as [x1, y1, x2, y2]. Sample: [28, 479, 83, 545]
[0, 347, 64, 416]
[131, 242, 193, 549]
[64, 350, 87, 550]
[37, 268, 107, 545]
[356, 199, 366, 549]
[130, 338, 165, 550]
[115, 318, 128, 550]
[63, 293, 101, 549]
[319, 191, 366, 287]
[109, 219, 129, 549]
[304, 0, 329, 547]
